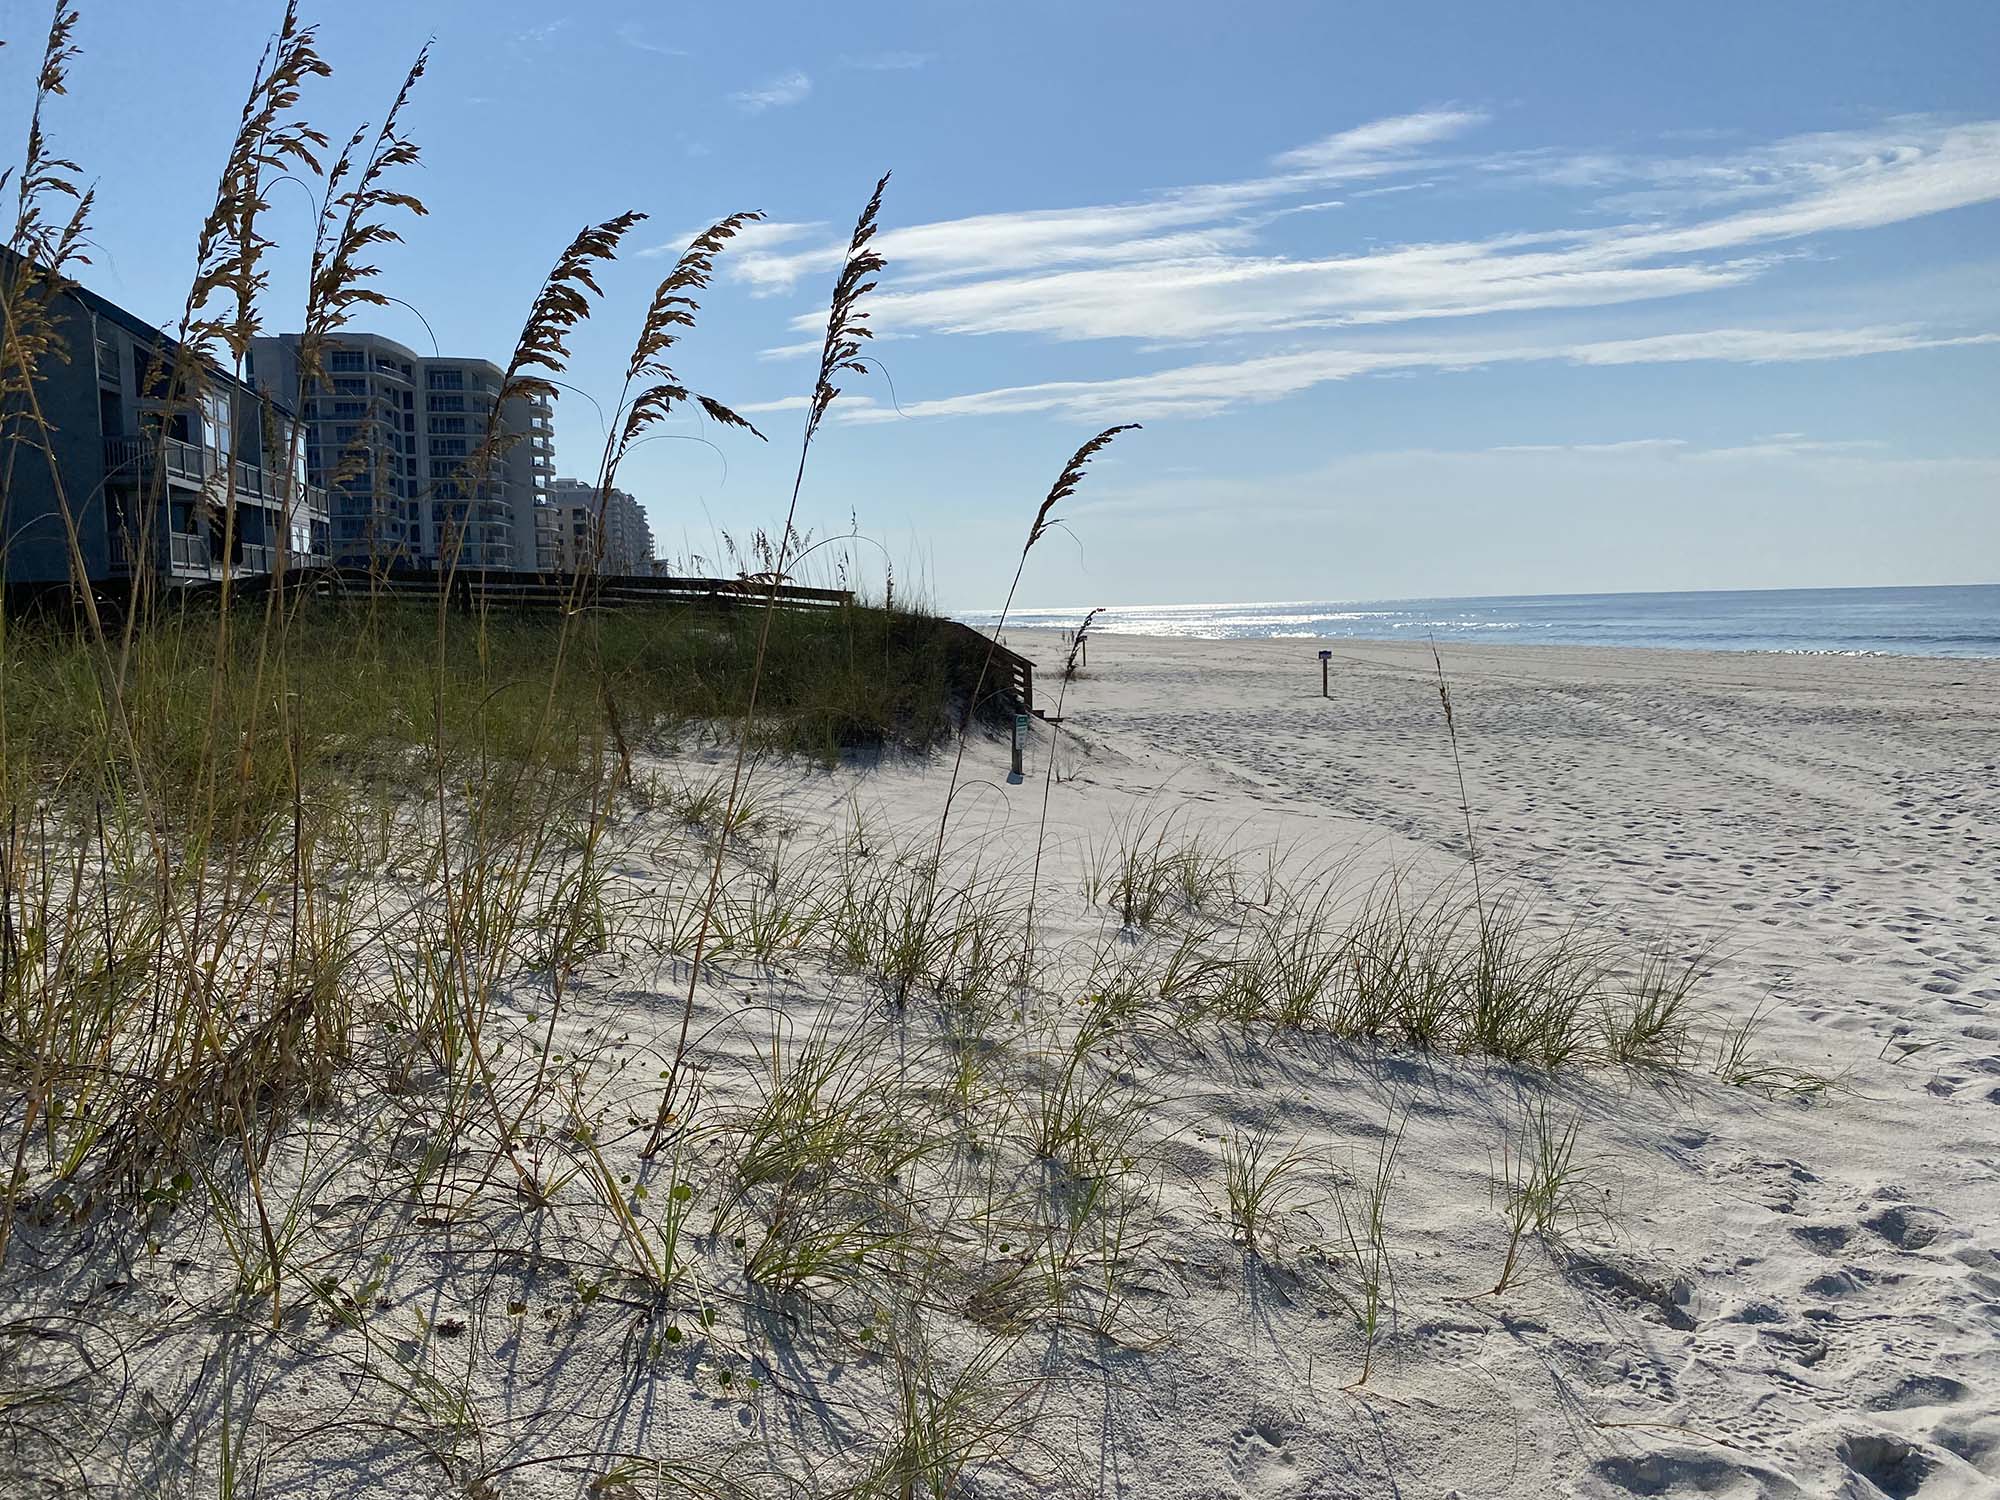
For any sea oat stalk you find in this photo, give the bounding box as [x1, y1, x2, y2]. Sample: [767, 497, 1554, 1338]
[647, 172, 890, 1155]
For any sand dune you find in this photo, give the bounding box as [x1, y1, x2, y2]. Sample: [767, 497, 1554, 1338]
[7, 631, 1996, 1498]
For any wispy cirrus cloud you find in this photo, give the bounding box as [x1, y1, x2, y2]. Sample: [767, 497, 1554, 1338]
[831, 325, 1999, 424]
[840, 50, 934, 71]
[1490, 434, 1887, 459]
[1271, 108, 1489, 171]
[637, 218, 824, 262]
[736, 392, 880, 416]
[769, 120, 2000, 345]
[616, 22, 689, 58]
[730, 70, 812, 113]
[726, 111, 2000, 415]
[514, 19, 569, 46]
[727, 108, 1490, 294]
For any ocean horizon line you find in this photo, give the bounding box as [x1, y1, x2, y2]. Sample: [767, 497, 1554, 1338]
[957, 581, 2000, 659]
[960, 579, 2000, 621]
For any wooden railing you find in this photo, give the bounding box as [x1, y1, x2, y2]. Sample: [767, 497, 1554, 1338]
[220, 567, 861, 616]
[934, 618, 1034, 714]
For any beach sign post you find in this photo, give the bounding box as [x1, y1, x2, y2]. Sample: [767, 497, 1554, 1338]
[1011, 711, 1029, 781]
[1319, 649, 1332, 698]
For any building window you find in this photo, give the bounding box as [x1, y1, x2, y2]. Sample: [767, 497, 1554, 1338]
[426, 394, 464, 414]
[426, 368, 464, 391]
[330, 350, 365, 372]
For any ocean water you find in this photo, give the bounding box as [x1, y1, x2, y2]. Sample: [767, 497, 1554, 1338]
[968, 584, 2000, 658]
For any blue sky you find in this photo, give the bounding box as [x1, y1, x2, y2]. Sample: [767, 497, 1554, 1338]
[5, 0, 1998, 608]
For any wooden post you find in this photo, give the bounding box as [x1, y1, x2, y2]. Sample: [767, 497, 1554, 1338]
[1319, 648, 1332, 698]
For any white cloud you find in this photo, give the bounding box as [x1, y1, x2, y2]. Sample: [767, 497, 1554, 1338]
[737, 392, 879, 415]
[637, 218, 823, 262]
[730, 71, 812, 114]
[731, 113, 2000, 356]
[756, 338, 825, 362]
[834, 326, 2000, 424]
[1271, 108, 1489, 171]
[1492, 438, 1691, 455]
[724, 109, 1479, 293]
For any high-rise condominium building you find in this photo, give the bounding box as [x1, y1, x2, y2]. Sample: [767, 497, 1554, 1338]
[546, 477, 655, 575]
[248, 334, 554, 570]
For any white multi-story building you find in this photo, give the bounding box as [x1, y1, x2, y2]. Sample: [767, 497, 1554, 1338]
[546, 477, 655, 575]
[249, 334, 554, 571]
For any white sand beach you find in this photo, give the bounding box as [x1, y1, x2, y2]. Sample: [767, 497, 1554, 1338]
[7, 631, 1997, 1499]
[992, 629, 2000, 1495]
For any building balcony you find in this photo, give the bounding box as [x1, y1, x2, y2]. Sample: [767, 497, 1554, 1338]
[107, 527, 329, 582]
[103, 435, 328, 519]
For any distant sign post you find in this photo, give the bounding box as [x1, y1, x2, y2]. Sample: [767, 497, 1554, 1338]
[1319, 649, 1332, 698]
[1011, 712, 1029, 781]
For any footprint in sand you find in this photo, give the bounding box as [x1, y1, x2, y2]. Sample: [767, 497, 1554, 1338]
[1226, 1415, 1302, 1498]
[1862, 1203, 1949, 1251]
[1590, 1445, 1806, 1497]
